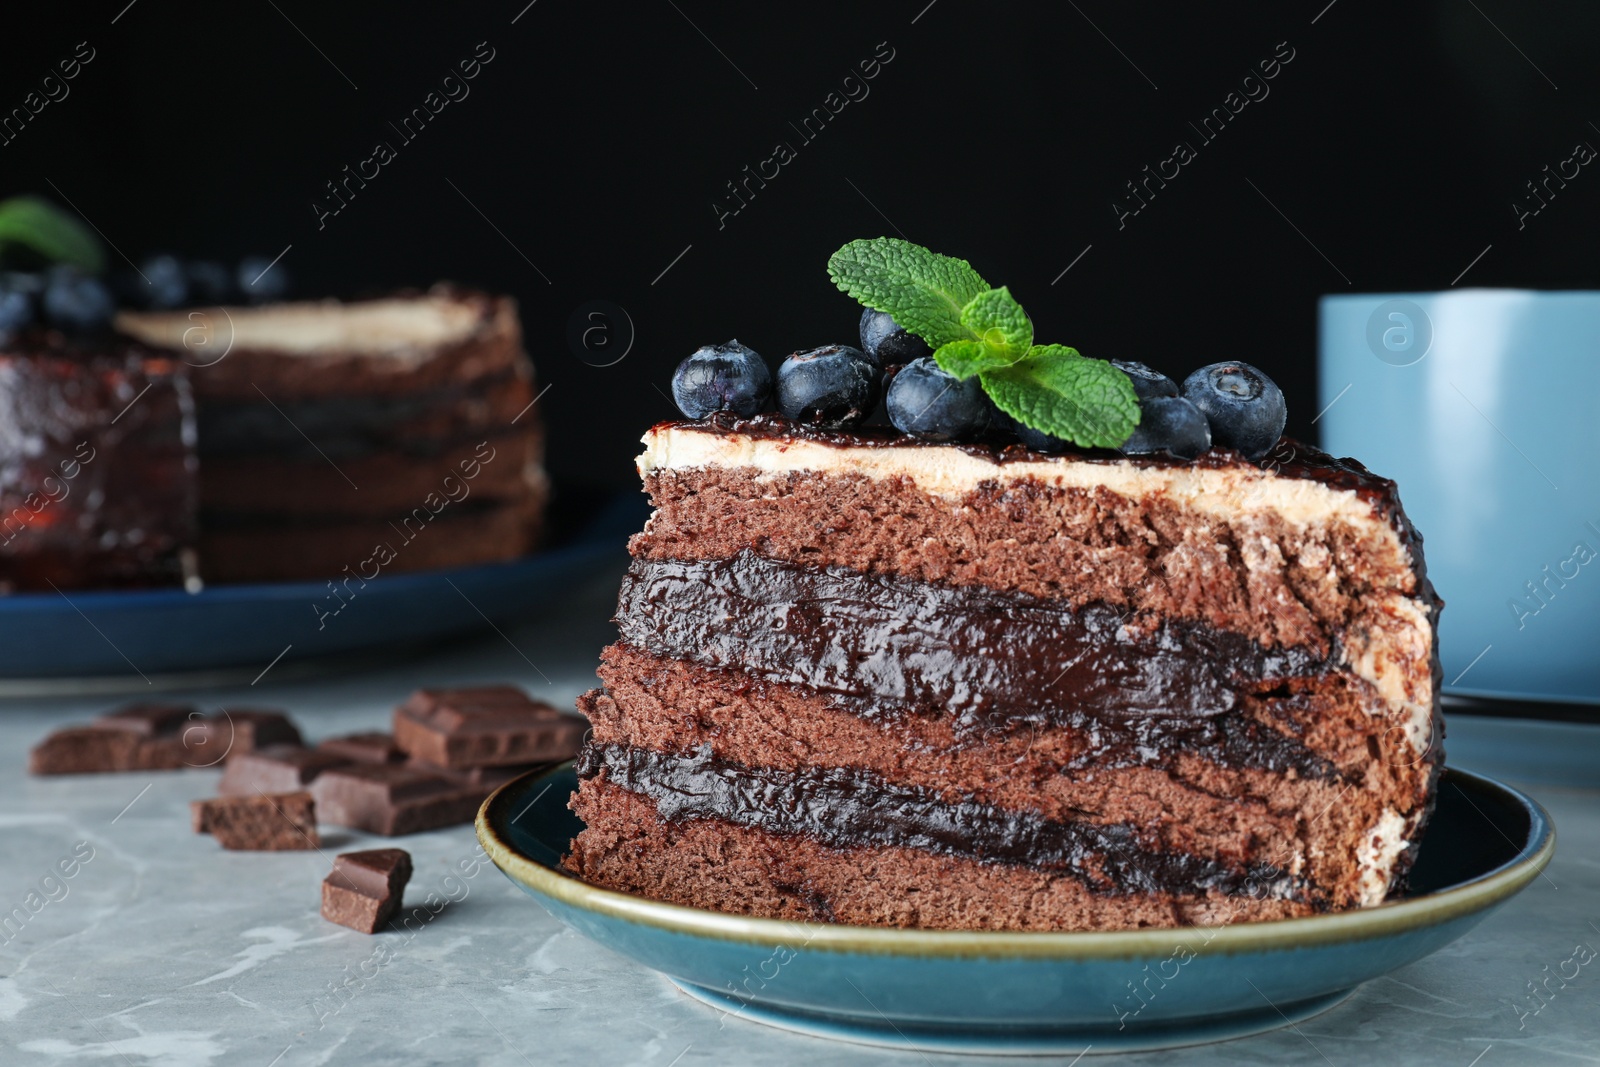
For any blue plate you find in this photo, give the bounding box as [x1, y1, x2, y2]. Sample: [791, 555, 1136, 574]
[478, 765, 1554, 1055]
[0, 493, 644, 683]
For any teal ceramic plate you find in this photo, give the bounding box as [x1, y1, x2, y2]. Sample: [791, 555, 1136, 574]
[478, 765, 1553, 1055]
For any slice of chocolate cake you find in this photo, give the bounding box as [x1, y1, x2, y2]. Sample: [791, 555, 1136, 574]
[565, 239, 1442, 933]
[116, 286, 546, 584]
[568, 417, 1442, 930]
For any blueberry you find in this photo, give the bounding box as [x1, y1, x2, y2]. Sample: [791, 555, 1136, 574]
[1111, 360, 1179, 400]
[859, 308, 931, 366]
[1120, 396, 1212, 459]
[776, 344, 879, 427]
[0, 277, 37, 341]
[1180, 362, 1287, 459]
[885, 357, 992, 442]
[139, 254, 190, 310]
[186, 260, 235, 304]
[42, 267, 115, 332]
[671, 340, 772, 419]
[238, 255, 290, 304]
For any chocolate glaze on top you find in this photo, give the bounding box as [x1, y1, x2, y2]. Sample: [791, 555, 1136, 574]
[656, 413, 1437, 596]
[580, 741, 1306, 902]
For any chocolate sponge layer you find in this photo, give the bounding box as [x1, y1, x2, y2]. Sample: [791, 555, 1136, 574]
[568, 779, 1315, 932]
[635, 462, 1423, 657]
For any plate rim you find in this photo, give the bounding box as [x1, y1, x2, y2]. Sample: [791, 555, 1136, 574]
[475, 763, 1556, 961]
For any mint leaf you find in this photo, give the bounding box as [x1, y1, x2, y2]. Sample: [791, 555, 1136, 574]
[959, 286, 1032, 355]
[980, 345, 1140, 449]
[0, 196, 105, 272]
[828, 237, 989, 347]
[932, 340, 996, 380]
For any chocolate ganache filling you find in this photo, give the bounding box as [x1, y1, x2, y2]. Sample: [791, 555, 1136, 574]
[579, 742, 1305, 900]
[616, 549, 1341, 734]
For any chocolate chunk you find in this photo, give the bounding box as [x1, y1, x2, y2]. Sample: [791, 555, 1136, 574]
[191, 791, 319, 850]
[311, 763, 486, 836]
[31, 728, 153, 775]
[29, 704, 304, 776]
[87, 703, 195, 736]
[202, 709, 304, 753]
[219, 745, 352, 796]
[318, 732, 406, 764]
[393, 686, 585, 769]
[33, 704, 202, 774]
[321, 849, 413, 934]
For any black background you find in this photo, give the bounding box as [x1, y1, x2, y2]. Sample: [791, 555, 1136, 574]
[9, 1, 1598, 487]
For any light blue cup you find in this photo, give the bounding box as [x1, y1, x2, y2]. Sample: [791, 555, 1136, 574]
[1319, 290, 1600, 703]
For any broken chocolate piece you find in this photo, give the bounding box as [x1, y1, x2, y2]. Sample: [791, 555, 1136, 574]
[191, 791, 319, 850]
[200, 709, 304, 754]
[30, 728, 154, 775]
[87, 703, 195, 736]
[219, 745, 352, 796]
[29, 704, 304, 776]
[321, 849, 413, 933]
[33, 704, 204, 774]
[393, 686, 585, 769]
[318, 732, 405, 764]
[311, 763, 487, 835]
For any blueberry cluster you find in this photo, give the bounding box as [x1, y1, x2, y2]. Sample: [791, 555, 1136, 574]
[669, 312, 1287, 460]
[1104, 360, 1285, 460]
[0, 253, 291, 343]
[670, 312, 981, 439]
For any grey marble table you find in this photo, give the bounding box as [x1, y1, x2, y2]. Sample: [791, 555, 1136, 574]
[2, 565, 1597, 1066]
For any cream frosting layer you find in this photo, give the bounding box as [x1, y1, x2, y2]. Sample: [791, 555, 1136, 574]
[642, 423, 1391, 532]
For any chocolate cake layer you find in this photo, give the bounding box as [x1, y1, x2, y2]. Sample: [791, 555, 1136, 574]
[637, 464, 1402, 658]
[652, 414, 1424, 556]
[200, 427, 543, 517]
[199, 494, 543, 584]
[197, 369, 532, 459]
[588, 644, 1340, 781]
[568, 780, 1315, 931]
[616, 550, 1338, 734]
[577, 743, 1303, 900]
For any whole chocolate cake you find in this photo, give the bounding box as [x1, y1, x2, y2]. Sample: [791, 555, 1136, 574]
[564, 239, 1442, 931]
[118, 286, 545, 583]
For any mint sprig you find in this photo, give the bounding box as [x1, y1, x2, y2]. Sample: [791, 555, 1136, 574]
[0, 196, 105, 272]
[828, 237, 1139, 448]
